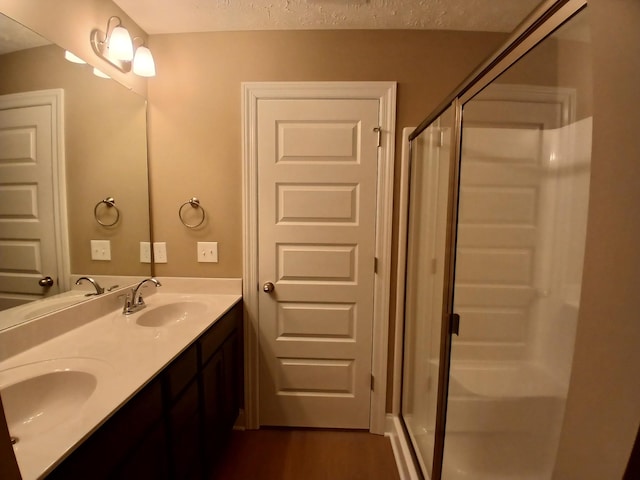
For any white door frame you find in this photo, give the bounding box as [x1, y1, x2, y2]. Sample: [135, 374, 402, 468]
[0, 89, 69, 293]
[242, 81, 396, 434]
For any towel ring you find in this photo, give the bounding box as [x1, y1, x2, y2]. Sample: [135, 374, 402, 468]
[94, 197, 120, 227]
[179, 197, 206, 228]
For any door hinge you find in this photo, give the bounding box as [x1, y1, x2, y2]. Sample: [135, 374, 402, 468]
[450, 313, 461, 336]
[373, 126, 382, 147]
[371, 374, 375, 391]
[374, 256, 378, 274]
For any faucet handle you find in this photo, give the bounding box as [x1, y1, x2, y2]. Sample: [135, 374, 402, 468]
[134, 292, 146, 307]
[119, 292, 133, 314]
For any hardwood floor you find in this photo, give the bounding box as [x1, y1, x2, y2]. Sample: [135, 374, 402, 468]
[208, 428, 401, 480]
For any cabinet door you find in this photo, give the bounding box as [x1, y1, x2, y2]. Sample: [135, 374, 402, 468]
[114, 421, 170, 480]
[202, 347, 225, 457]
[222, 331, 241, 430]
[167, 378, 201, 479]
[48, 378, 164, 479]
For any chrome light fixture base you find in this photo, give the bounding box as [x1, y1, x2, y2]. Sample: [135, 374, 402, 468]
[90, 28, 132, 73]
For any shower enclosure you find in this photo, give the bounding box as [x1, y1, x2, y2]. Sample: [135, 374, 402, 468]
[400, 1, 592, 478]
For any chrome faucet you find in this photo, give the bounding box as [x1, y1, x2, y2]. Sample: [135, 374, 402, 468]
[122, 277, 162, 315]
[75, 276, 104, 296]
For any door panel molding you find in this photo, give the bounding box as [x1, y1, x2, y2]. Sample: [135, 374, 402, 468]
[242, 82, 396, 433]
[0, 89, 68, 305]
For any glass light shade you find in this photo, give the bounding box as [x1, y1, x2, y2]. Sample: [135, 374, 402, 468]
[133, 46, 156, 77]
[108, 25, 133, 61]
[64, 50, 86, 64]
[92, 67, 111, 79]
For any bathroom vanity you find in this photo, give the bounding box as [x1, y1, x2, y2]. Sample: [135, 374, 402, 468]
[0, 279, 242, 480]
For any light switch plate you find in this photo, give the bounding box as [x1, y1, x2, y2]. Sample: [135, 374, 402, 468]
[197, 242, 218, 263]
[140, 242, 151, 263]
[90, 240, 111, 261]
[153, 242, 168, 263]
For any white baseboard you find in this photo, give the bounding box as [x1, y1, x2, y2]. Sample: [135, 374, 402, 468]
[233, 408, 246, 430]
[385, 414, 422, 480]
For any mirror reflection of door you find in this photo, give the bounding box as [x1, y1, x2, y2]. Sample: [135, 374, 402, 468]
[0, 91, 64, 310]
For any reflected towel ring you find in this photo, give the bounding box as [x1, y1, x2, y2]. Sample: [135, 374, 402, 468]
[179, 197, 206, 228]
[94, 197, 120, 227]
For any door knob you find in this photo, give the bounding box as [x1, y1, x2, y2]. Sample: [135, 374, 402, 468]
[263, 282, 275, 293]
[39, 276, 54, 287]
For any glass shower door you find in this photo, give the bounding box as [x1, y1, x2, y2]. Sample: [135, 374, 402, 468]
[401, 106, 454, 478]
[443, 9, 592, 479]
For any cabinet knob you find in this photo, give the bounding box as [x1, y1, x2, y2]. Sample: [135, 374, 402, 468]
[39, 276, 54, 287]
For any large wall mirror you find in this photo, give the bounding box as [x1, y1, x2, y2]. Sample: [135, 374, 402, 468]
[0, 12, 152, 330]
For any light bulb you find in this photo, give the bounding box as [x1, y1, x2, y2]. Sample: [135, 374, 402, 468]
[133, 46, 156, 77]
[108, 25, 133, 61]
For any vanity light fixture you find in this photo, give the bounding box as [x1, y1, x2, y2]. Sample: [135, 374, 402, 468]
[90, 16, 133, 73]
[132, 38, 156, 77]
[90, 16, 156, 77]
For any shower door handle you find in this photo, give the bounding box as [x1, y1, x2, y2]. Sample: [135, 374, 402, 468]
[450, 313, 460, 336]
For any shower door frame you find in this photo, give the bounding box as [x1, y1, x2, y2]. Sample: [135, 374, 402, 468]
[398, 0, 589, 478]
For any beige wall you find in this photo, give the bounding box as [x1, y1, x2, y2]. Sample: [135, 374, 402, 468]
[0, 44, 150, 276]
[554, 0, 640, 477]
[501, 36, 593, 120]
[146, 31, 505, 411]
[146, 29, 505, 281]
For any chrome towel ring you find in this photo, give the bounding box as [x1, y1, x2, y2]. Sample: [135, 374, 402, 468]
[179, 197, 206, 228]
[94, 197, 120, 227]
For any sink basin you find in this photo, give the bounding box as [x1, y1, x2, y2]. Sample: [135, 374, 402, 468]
[135, 301, 208, 327]
[2, 371, 96, 439]
[0, 358, 112, 442]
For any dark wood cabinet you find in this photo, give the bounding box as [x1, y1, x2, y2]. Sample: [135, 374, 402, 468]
[200, 300, 243, 463]
[47, 300, 242, 479]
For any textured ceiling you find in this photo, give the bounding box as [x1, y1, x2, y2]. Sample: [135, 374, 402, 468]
[112, 0, 543, 35]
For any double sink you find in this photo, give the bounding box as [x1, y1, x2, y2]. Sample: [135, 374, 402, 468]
[0, 280, 240, 479]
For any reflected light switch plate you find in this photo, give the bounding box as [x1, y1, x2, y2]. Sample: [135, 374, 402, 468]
[153, 242, 168, 263]
[91, 240, 111, 261]
[140, 242, 151, 263]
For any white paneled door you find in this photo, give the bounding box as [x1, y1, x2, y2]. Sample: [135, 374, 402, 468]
[0, 100, 59, 309]
[257, 98, 379, 428]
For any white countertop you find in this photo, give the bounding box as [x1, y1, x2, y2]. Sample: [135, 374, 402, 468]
[0, 279, 241, 479]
